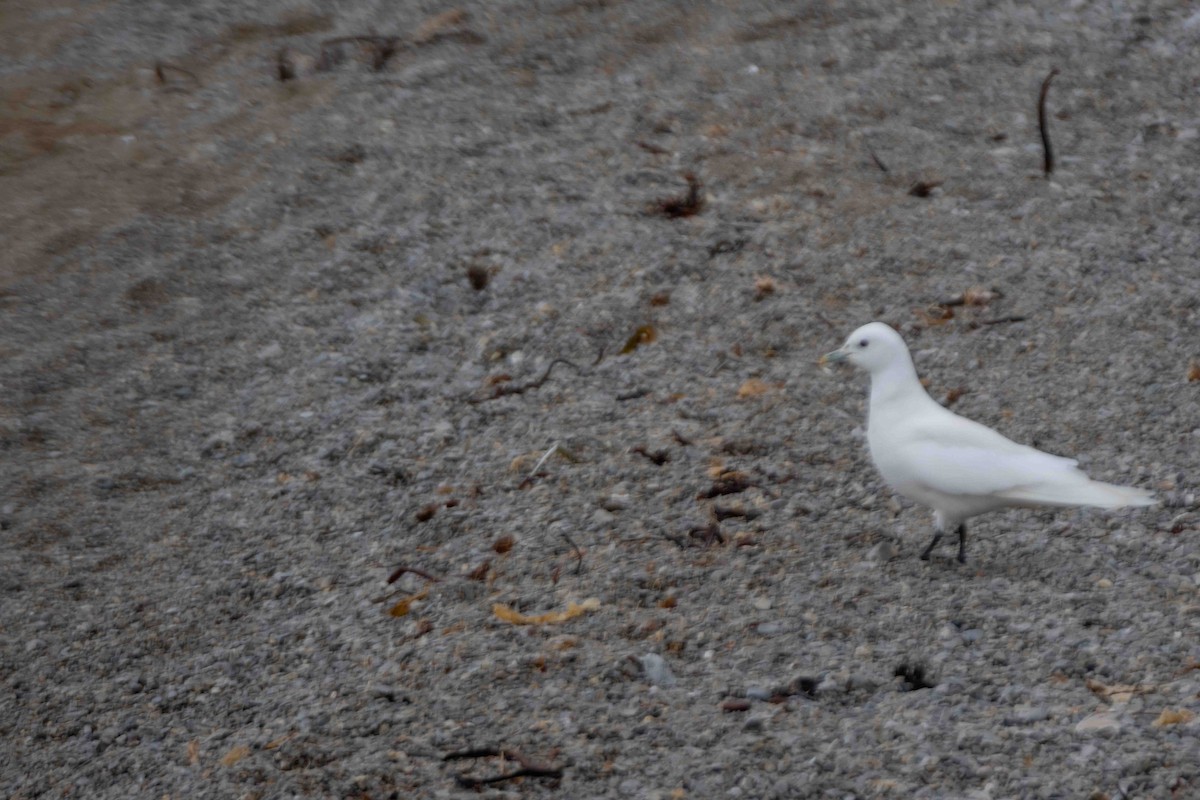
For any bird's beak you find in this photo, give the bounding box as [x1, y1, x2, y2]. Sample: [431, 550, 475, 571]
[819, 348, 849, 367]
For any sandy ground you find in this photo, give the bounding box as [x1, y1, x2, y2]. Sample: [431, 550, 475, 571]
[3, 1, 1199, 798]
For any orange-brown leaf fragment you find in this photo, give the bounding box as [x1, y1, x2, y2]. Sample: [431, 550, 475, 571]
[492, 597, 600, 625]
[621, 324, 657, 354]
[187, 739, 200, 766]
[737, 378, 771, 399]
[414, 9, 468, 43]
[944, 387, 968, 407]
[389, 587, 430, 617]
[1188, 361, 1200, 382]
[221, 745, 251, 767]
[916, 305, 954, 326]
[493, 534, 515, 554]
[962, 286, 999, 306]
[753, 276, 777, 299]
[1085, 677, 1152, 704]
[1152, 708, 1195, 727]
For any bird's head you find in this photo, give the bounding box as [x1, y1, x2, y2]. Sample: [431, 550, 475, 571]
[819, 322, 908, 375]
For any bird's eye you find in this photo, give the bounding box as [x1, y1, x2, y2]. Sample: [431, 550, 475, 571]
[859, 339, 869, 348]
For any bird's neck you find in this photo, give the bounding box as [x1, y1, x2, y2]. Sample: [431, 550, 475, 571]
[868, 355, 930, 415]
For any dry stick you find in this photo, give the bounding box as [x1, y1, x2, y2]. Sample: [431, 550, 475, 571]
[154, 61, 200, 86]
[471, 358, 584, 403]
[386, 565, 443, 585]
[559, 529, 584, 574]
[528, 443, 560, 476]
[1038, 68, 1059, 177]
[444, 747, 564, 788]
[318, 35, 402, 71]
[862, 135, 889, 173]
[977, 315, 1027, 326]
[652, 172, 704, 218]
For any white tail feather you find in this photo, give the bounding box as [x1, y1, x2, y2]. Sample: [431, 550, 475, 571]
[999, 477, 1156, 509]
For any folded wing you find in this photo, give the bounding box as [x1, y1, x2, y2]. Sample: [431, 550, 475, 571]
[899, 412, 1152, 508]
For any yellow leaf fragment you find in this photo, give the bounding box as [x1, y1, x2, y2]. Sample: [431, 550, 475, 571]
[263, 733, 295, 750]
[389, 587, 430, 617]
[1152, 708, 1195, 727]
[221, 745, 251, 767]
[1085, 677, 1153, 704]
[492, 597, 600, 625]
[621, 325, 657, 354]
[737, 378, 771, 399]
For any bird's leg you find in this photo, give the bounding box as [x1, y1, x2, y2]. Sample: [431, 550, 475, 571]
[955, 523, 967, 564]
[919, 529, 943, 561]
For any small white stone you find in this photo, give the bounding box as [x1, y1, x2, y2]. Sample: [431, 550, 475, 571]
[1075, 712, 1122, 737]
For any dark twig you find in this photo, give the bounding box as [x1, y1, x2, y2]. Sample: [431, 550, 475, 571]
[972, 315, 1027, 328]
[862, 135, 889, 173]
[559, 530, 584, 574]
[386, 565, 443, 585]
[470, 358, 584, 403]
[616, 388, 651, 401]
[651, 172, 704, 218]
[632, 446, 670, 466]
[712, 505, 761, 521]
[154, 61, 200, 88]
[318, 35, 402, 72]
[636, 140, 671, 155]
[700, 474, 753, 498]
[1038, 68, 1059, 177]
[444, 747, 564, 787]
[276, 48, 296, 82]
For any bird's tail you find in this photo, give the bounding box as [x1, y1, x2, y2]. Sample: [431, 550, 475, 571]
[999, 476, 1156, 509]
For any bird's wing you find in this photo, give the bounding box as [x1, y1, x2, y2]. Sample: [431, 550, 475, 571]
[898, 413, 1081, 498]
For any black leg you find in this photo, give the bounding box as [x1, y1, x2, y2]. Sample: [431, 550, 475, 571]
[955, 523, 967, 564]
[919, 530, 943, 561]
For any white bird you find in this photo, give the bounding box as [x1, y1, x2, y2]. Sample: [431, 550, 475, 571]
[821, 322, 1155, 563]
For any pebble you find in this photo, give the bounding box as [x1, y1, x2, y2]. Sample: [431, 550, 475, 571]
[755, 621, 785, 636]
[1075, 712, 1122, 737]
[599, 493, 631, 512]
[742, 714, 768, 732]
[1007, 706, 1051, 724]
[866, 540, 896, 562]
[637, 654, 677, 687]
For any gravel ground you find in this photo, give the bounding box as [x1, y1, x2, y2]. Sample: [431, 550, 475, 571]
[3, 1, 1200, 798]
